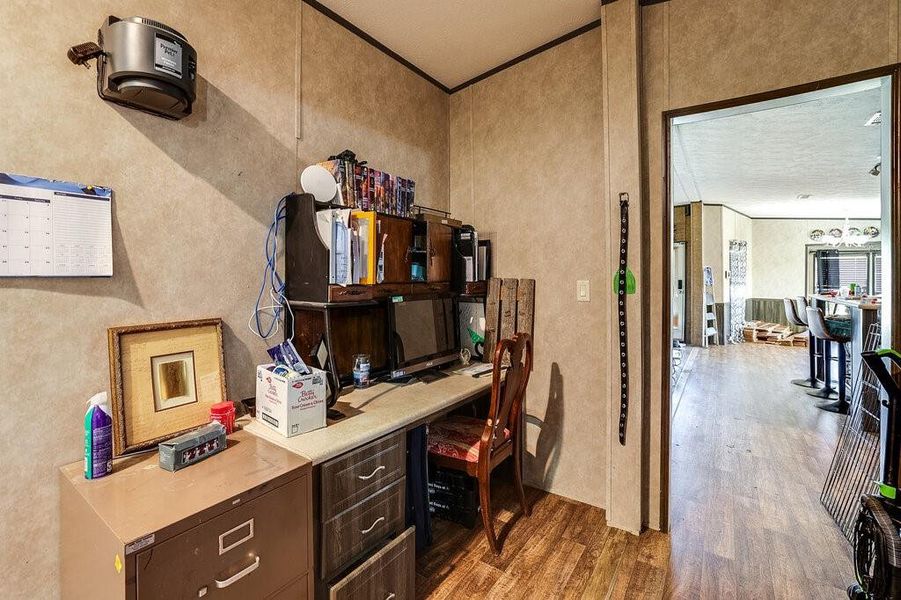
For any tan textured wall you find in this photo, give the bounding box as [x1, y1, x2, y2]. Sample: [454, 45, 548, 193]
[701, 205, 724, 301]
[299, 6, 449, 211]
[599, 0, 644, 533]
[449, 32, 607, 508]
[700, 205, 753, 304]
[643, 0, 900, 529]
[752, 219, 880, 299]
[0, 2, 447, 597]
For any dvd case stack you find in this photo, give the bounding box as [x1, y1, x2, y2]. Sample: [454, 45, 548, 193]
[318, 152, 415, 217]
[428, 467, 480, 528]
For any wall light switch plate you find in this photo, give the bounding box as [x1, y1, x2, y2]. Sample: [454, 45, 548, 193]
[577, 280, 590, 302]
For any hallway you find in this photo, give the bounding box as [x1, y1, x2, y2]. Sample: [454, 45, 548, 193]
[668, 343, 853, 597]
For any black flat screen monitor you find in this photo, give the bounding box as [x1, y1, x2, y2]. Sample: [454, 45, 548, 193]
[389, 295, 459, 378]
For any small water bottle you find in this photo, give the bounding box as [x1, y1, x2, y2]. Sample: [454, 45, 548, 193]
[353, 354, 371, 389]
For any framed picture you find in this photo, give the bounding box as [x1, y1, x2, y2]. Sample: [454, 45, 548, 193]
[108, 318, 226, 455]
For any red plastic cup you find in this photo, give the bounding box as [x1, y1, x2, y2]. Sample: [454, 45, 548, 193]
[210, 401, 236, 434]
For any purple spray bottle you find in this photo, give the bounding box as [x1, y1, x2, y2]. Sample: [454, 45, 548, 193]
[84, 392, 113, 479]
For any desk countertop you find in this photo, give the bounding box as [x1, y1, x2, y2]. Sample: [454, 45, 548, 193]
[811, 294, 882, 311]
[243, 368, 494, 465]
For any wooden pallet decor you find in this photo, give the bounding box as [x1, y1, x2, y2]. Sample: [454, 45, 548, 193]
[499, 278, 518, 342]
[740, 320, 806, 347]
[483, 277, 535, 365]
[516, 279, 535, 340]
[484, 278, 502, 360]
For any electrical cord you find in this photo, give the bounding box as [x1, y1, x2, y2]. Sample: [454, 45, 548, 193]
[248, 195, 294, 341]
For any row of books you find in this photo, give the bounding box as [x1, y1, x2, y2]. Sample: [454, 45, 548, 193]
[319, 157, 415, 218]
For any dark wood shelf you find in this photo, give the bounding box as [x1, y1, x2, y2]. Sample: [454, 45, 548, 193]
[288, 299, 379, 310]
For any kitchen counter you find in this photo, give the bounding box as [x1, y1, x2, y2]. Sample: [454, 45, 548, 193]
[810, 294, 881, 311]
[243, 367, 494, 465]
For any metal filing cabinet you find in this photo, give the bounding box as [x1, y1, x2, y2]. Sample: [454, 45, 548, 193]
[59, 430, 313, 600]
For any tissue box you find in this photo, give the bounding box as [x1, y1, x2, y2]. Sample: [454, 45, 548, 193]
[255, 364, 327, 437]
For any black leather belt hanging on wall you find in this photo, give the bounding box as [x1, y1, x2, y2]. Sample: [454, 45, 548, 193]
[618, 192, 629, 445]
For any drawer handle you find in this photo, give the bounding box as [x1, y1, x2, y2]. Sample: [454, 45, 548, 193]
[360, 516, 385, 535]
[219, 518, 254, 555]
[385, 594, 396, 600]
[214, 556, 260, 589]
[357, 465, 386, 481]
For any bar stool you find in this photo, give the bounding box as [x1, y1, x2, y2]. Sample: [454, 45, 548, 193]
[797, 296, 828, 389]
[784, 298, 820, 389]
[805, 306, 850, 414]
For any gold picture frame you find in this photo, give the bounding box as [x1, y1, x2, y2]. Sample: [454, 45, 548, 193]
[108, 318, 227, 455]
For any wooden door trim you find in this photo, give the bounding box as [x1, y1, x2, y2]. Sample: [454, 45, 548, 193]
[656, 63, 901, 533]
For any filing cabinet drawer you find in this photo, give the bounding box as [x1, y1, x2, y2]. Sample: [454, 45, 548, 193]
[136, 474, 310, 600]
[321, 477, 406, 580]
[321, 431, 406, 520]
[329, 527, 414, 600]
[271, 574, 310, 600]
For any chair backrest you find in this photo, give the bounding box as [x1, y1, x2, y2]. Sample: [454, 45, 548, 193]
[481, 333, 533, 463]
[795, 296, 810, 325]
[806, 306, 832, 341]
[783, 298, 804, 327]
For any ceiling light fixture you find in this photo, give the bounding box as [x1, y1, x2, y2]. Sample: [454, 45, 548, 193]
[871, 163, 882, 177]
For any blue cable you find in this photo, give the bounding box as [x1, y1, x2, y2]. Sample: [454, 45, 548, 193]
[252, 196, 291, 340]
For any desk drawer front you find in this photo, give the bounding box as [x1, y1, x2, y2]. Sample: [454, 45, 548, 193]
[136, 475, 310, 600]
[321, 431, 406, 520]
[372, 283, 412, 298]
[328, 285, 374, 303]
[329, 527, 414, 600]
[322, 477, 405, 580]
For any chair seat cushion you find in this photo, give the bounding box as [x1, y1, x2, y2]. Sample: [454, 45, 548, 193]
[825, 315, 852, 341]
[428, 415, 510, 463]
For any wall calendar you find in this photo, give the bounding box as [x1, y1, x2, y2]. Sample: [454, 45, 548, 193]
[0, 172, 112, 277]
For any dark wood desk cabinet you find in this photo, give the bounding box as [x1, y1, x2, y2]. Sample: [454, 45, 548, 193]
[59, 430, 313, 600]
[378, 214, 415, 285]
[426, 223, 453, 283]
[314, 430, 415, 600]
[285, 194, 457, 306]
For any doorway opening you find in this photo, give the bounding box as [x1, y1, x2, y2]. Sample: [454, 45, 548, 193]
[663, 72, 895, 594]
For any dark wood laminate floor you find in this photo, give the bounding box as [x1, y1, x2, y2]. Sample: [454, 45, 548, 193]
[416, 344, 852, 598]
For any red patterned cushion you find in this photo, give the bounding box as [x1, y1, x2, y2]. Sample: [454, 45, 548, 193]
[428, 415, 511, 463]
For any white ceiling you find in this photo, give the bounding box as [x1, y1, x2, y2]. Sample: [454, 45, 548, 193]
[671, 83, 884, 219]
[311, 0, 602, 89]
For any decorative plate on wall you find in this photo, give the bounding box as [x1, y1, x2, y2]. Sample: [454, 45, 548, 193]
[864, 226, 880, 238]
[809, 229, 824, 241]
[828, 228, 844, 238]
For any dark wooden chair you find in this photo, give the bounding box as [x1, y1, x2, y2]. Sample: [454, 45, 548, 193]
[427, 333, 533, 554]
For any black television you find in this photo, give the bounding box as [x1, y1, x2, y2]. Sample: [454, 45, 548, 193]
[388, 294, 459, 379]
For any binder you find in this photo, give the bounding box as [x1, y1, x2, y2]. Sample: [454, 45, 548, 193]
[351, 210, 377, 284]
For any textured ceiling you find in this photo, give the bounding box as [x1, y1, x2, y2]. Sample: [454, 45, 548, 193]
[671, 86, 884, 218]
[309, 0, 602, 89]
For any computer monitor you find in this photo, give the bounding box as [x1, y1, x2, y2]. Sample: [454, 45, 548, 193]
[389, 294, 459, 379]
